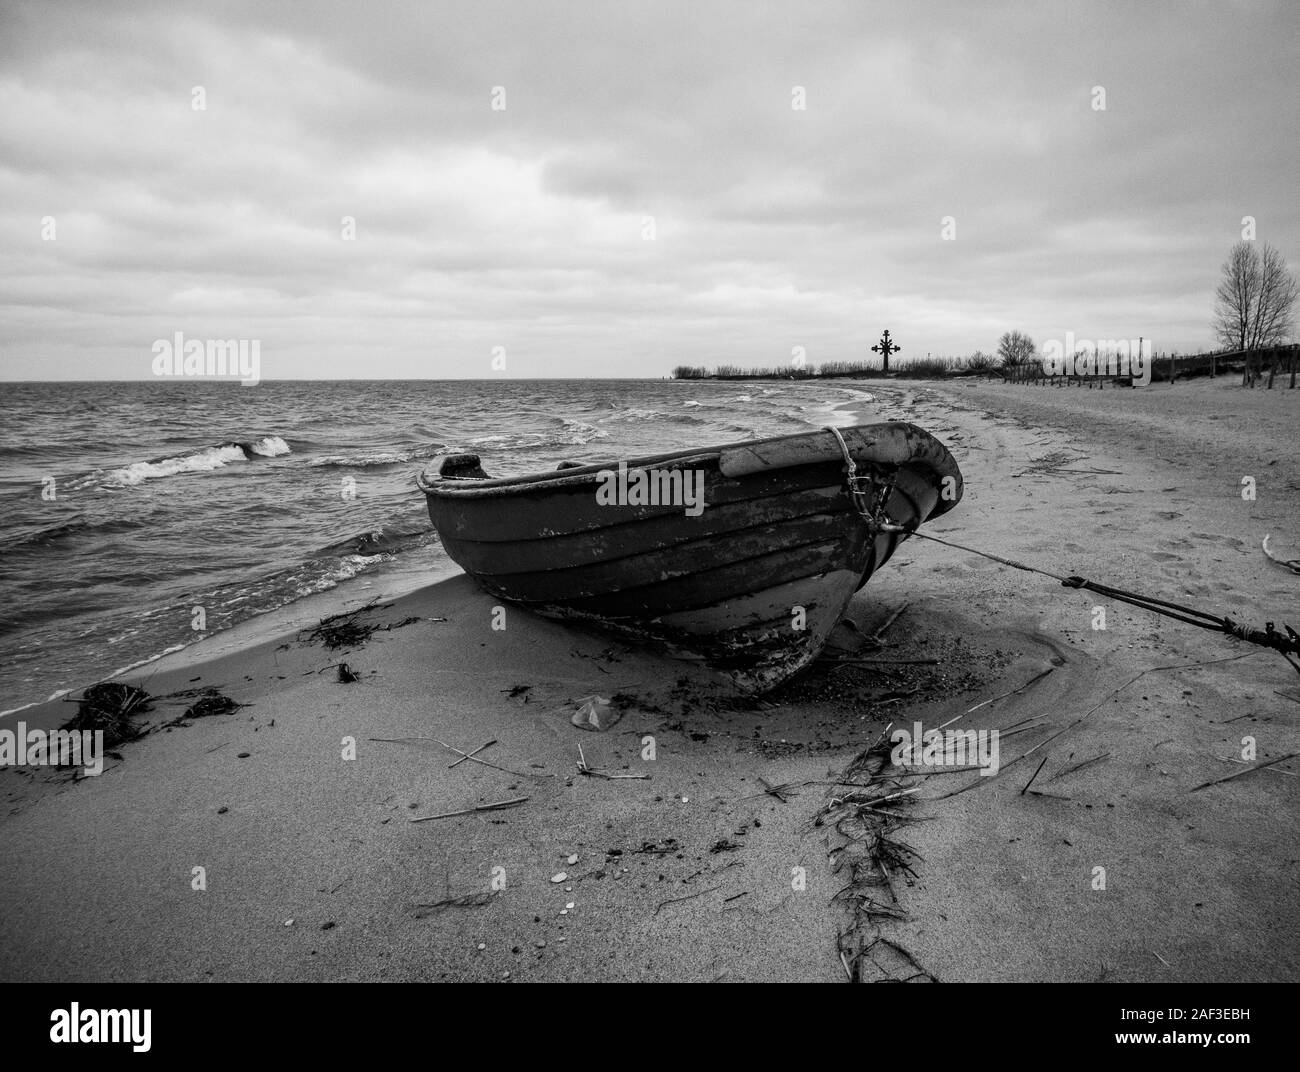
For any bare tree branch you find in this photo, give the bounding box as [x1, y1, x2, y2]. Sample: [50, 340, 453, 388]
[997, 330, 1037, 370]
[1212, 241, 1297, 359]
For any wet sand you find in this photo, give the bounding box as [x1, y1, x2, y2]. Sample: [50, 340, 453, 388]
[2, 377, 1296, 982]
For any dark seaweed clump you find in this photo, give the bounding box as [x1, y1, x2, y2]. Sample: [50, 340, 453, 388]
[65, 682, 153, 748]
[302, 599, 420, 651]
[183, 692, 244, 720]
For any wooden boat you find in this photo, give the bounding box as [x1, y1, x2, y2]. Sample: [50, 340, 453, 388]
[416, 423, 962, 693]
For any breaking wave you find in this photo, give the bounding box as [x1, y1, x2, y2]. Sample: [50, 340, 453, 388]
[70, 436, 292, 489]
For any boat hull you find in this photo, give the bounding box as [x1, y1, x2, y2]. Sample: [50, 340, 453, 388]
[418, 423, 961, 693]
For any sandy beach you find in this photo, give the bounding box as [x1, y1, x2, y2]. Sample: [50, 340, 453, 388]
[2, 378, 1296, 983]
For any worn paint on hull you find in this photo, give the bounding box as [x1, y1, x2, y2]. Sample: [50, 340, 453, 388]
[418, 422, 962, 693]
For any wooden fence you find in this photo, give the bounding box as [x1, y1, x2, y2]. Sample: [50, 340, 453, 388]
[1003, 344, 1299, 388]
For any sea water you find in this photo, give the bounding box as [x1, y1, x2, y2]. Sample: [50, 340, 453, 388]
[0, 378, 874, 709]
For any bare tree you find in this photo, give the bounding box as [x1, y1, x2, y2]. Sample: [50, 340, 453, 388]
[1251, 244, 1298, 349]
[1212, 241, 1298, 385]
[1212, 242, 1257, 353]
[997, 330, 1037, 369]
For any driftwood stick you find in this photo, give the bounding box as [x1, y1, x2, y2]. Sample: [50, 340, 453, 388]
[867, 786, 922, 805]
[872, 602, 911, 642]
[413, 891, 497, 912]
[410, 796, 530, 822]
[1189, 752, 1299, 793]
[370, 736, 544, 779]
[1045, 751, 1111, 783]
[996, 722, 1048, 740]
[449, 738, 497, 768]
[579, 767, 650, 780]
[965, 666, 1055, 714]
[896, 764, 986, 776]
[928, 753, 1029, 800]
[1020, 755, 1050, 795]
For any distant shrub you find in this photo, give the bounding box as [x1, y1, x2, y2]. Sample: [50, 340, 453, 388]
[672, 354, 978, 380]
[680, 364, 820, 380]
[818, 360, 876, 377]
[893, 355, 957, 378]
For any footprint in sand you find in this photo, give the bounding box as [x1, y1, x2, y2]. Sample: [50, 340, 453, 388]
[1190, 532, 1245, 549]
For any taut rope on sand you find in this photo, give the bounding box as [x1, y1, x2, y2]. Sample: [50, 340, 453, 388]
[827, 423, 1300, 669]
[890, 527, 1300, 669]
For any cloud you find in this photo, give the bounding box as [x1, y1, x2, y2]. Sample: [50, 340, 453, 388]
[1, 0, 1297, 379]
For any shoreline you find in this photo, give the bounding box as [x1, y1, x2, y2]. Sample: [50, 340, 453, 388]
[2, 378, 1296, 982]
[3, 384, 872, 720]
[2, 382, 870, 719]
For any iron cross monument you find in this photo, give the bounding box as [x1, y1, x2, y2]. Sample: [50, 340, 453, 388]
[872, 329, 900, 374]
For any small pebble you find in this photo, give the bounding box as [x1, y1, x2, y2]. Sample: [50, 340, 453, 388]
[565, 886, 572, 892]
[535, 939, 546, 948]
[559, 910, 568, 916]
[477, 943, 486, 950]
[566, 902, 575, 909]
[681, 796, 689, 803]
[567, 854, 579, 864]
[284, 919, 294, 927]
[217, 806, 228, 814]
[550, 872, 567, 883]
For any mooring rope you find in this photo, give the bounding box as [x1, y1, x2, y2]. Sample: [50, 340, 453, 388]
[827, 425, 897, 530]
[903, 529, 1297, 656]
[824, 426, 1300, 666]
[898, 528, 1300, 665]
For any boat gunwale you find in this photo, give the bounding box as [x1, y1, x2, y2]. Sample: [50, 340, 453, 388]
[416, 449, 723, 496]
[417, 422, 960, 520]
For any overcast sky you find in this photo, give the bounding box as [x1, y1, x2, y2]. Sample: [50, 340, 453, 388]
[2, 0, 1297, 380]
